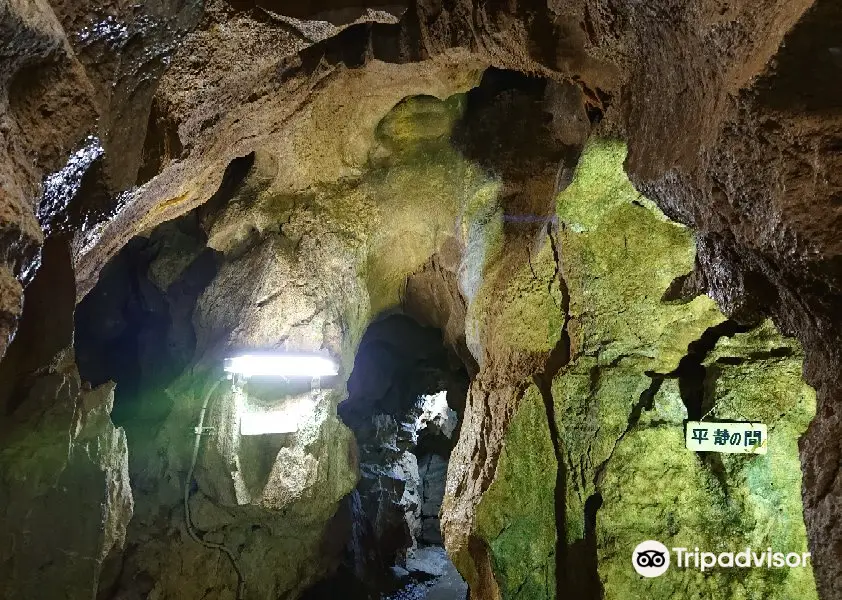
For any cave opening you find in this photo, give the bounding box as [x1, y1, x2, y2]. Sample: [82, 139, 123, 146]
[74, 209, 220, 430]
[304, 314, 471, 600]
[70, 183, 476, 599]
[1, 2, 838, 598]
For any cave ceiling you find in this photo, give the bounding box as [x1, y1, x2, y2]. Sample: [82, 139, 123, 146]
[1, 0, 841, 599]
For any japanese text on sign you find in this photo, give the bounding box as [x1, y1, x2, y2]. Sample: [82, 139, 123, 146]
[685, 421, 767, 455]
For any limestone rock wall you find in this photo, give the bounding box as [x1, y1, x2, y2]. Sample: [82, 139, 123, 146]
[0, 0, 95, 357]
[557, 143, 817, 600]
[97, 92, 489, 599]
[102, 211, 363, 597]
[442, 140, 819, 600]
[114, 370, 357, 600]
[0, 1, 840, 599]
[0, 350, 133, 599]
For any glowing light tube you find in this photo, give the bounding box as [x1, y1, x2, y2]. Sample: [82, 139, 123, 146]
[224, 353, 338, 378]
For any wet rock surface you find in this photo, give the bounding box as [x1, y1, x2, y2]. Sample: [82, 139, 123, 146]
[328, 315, 469, 598]
[0, 1, 840, 600]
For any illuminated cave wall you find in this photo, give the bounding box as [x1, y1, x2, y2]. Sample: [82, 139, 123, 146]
[1, 2, 837, 595]
[442, 140, 818, 600]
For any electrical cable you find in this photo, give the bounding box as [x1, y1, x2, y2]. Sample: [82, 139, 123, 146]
[184, 377, 246, 600]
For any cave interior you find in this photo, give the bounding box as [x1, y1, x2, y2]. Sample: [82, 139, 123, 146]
[0, 2, 841, 600]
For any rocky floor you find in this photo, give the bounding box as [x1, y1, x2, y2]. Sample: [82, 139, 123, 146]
[386, 547, 468, 600]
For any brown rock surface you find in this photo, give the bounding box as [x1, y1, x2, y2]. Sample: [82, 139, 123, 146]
[0, 0, 840, 598]
[0, 350, 133, 599]
[0, 0, 94, 356]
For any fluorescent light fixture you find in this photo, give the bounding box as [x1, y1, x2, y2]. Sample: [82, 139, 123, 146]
[224, 353, 338, 378]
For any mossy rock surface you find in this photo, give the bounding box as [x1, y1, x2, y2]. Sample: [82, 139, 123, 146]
[464, 140, 817, 600]
[549, 139, 727, 550]
[555, 139, 725, 370]
[597, 366, 816, 600]
[474, 385, 557, 600]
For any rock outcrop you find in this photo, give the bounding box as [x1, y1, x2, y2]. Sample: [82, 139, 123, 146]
[442, 140, 818, 600]
[82, 93, 485, 599]
[0, 350, 133, 599]
[0, 1, 840, 599]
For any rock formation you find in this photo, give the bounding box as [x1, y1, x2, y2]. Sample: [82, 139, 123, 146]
[0, 351, 133, 599]
[0, 1, 840, 600]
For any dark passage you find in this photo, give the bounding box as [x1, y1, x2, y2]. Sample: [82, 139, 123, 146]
[74, 210, 219, 429]
[304, 315, 470, 600]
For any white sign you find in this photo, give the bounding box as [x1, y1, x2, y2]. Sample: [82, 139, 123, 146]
[239, 397, 317, 435]
[685, 421, 767, 454]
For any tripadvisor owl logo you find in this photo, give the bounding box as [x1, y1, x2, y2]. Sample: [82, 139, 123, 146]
[632, 540, 812, 577]
[632, 540, 670, 577]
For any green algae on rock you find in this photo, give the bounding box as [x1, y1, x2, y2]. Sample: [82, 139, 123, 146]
[474, 385, 557, 600]
[555, 139, 726, 369]
[550, 138, 727, 559]
[363, 95, 491, 318]
[552, 142, 817, 599]
[597, 328, 817, 600]
[470, 237, 562, 357]
[454, 139, 817, 600]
